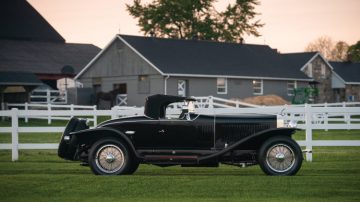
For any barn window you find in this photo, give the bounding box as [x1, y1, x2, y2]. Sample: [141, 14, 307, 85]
[113, 83, 127, 94]
[307, 64, 313, 78]
[320, 64, 326, 78]
[217, 78, 227, 94]
[287, 81, 297, 96]
[253, 79, 263, 95]
[138, 75, 149, 94]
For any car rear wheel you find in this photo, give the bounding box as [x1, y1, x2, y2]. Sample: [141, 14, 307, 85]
[258, 136, 303, 176]
[89, 138, 132, 175]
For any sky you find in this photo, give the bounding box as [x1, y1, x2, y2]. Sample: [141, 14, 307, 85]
[27, 0, 360, 53]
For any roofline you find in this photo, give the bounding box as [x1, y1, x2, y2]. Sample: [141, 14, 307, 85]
[299, 52, 334, 72]
[345, 82, 360, 85]
[75, 35, 165, 80]
[74, 36, 118, 80]
[0, 82, 43, 86]
[116, 35, 164, 75]
[319, 53, 335, 70]
[165, 73, 313, 81]
[330, 63, 360, 84]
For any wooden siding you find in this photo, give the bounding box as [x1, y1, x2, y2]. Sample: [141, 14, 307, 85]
[166, 77, 308, 101]
[80, 39, 160, 79]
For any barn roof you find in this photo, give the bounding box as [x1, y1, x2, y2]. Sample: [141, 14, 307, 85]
[76, 35, 317, 81]
[0, 39, 100, 75]
[118, 35, 313, 80]
[0, 0, 65, 43]
[0, 71, 43, 86]
[330, 62, 360, 83]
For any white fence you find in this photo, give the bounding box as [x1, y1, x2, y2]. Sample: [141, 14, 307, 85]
[30, 89, 67, 104]
[1, 97, 360, 162]
[7, 103, 98, 125]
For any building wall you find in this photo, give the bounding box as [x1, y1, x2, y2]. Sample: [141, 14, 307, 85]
[166, 77, 308, 101]
[302, 56, 335, 103]
[77, 37, 311, 106]
[78, 38, 164, 107]
[80, 38, 159, 80]
[345, 84, 360, 102]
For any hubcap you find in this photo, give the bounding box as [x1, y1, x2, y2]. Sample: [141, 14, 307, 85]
[105, 153, 116, 163]
[275, 153, 285, 162]
[95, 144, 125, 174]
[266, 144, 295, 173]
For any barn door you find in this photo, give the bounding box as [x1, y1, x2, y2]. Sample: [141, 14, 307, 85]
[113, 83, 127, 106]
[178, 80, 187, 97]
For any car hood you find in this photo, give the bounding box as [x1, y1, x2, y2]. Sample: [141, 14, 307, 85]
[97, 116, 152, 128]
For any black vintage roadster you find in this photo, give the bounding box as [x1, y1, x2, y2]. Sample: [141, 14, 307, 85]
[58, 94, 303, 176]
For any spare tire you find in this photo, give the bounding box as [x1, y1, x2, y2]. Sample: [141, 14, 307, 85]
[58, 117, 79, 160]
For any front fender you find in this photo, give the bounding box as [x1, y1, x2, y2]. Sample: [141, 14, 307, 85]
[71, 127, 141, 158]
[199, 127, 299, 162]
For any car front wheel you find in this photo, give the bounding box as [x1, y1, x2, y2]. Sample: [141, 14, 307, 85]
[89, 138, 132, 175]
[258, 136, 303, 176]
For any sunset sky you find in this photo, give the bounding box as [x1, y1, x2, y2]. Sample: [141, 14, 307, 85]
[27, 0, 360, 53]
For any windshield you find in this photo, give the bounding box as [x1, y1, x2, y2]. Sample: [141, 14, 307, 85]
[165, 100, 198, 120]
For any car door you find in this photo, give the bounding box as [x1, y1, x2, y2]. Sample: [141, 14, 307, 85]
[154, 115, 215, 150]
[155, 119, 198, 149]
[126, 120, 160, 149]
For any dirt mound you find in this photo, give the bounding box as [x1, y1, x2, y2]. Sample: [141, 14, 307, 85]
[233, 95, 290, 106]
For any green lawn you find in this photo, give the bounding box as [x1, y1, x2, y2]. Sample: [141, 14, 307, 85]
[0, 148, 359, 202]
[1, 119, 360, 201]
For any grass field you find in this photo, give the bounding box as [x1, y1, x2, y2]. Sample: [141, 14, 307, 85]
[1, 119, 360, 201]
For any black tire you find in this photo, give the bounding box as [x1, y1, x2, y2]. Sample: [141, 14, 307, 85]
[258, 136, 303, 176]
[88, 138, 134, 175]
[123, 160, 140, 175]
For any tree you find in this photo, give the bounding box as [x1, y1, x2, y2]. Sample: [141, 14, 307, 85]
[305, 36, 349, 61]
[347, 41, 360, 63]
[305, 36, 333, 60]
[126, 0, 263, 42]
[332, 41, 349, 61]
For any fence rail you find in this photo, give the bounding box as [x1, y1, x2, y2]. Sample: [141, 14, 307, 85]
[30, 89, 67, 104]
[1, 97, 360, 162]
[7, 103, 98, 125]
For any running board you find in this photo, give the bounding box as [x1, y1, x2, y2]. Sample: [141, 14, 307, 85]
[144, 155, 199, 164]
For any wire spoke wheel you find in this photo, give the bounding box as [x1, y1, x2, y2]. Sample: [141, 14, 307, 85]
[95, 144, 125, 174]
[258, 136, 302, 176]
[266, 144, 295, 173]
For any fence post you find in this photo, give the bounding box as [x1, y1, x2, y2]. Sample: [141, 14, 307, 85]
[11, 108, 19, 161]
[70, 104, 74, 118]
[343, 102, 350, 130]
[324, 102, 328, 131]
[111, 107, 118, 119]
[47, 103, 51, 124]
[46, 89, 50, 103]
[93, 105, 97, 127]
[304, 103, 313, 162]
[64, 90, 68, 104]
[208, 96, 214, 109]
[24, 102, 28, 123]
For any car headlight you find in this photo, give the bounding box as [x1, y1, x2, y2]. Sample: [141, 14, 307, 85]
[287, 120, 297, 128]
[277, 118, 285, 128]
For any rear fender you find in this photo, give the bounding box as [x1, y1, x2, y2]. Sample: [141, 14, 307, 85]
[199, 128, 298, 162]
[71, 127, 140, 158]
